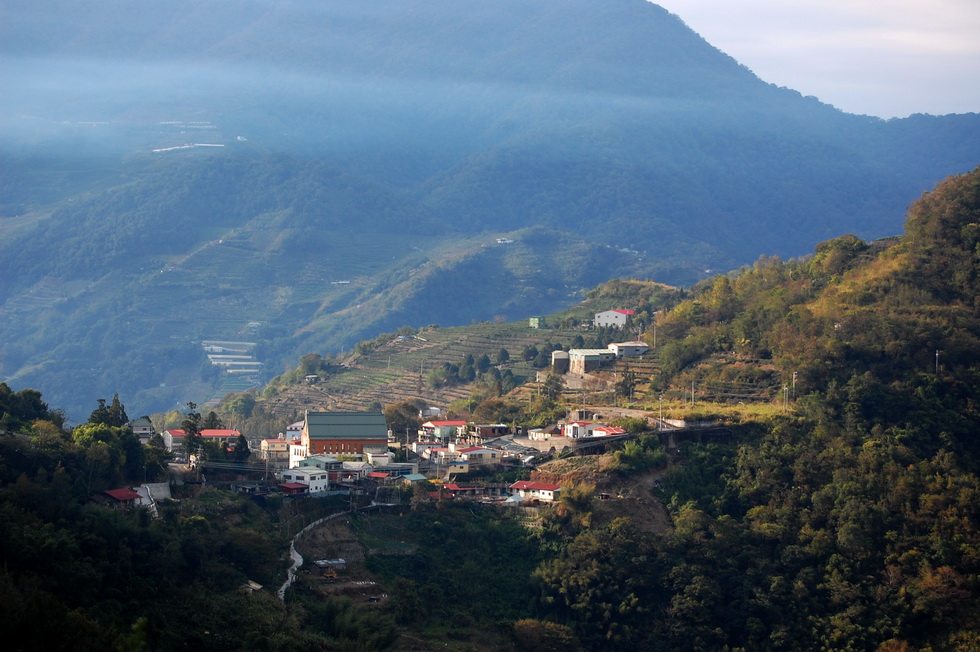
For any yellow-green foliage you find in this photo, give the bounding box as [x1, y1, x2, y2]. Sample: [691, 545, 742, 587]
[651, 166, 980, 406]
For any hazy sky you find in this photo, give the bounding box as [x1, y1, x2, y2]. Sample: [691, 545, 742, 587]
[653, 0, 980, 118]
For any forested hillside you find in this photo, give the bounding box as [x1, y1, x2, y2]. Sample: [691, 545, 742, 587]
[539, 165, 980, 650]
[2, 0, 978, 419]
[2, 168, 980, 650]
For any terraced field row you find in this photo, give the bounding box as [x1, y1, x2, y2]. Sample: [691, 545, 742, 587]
[265, 323, 658, 414]
[330, 376, 474, 412]
[357, 326, 585, 374]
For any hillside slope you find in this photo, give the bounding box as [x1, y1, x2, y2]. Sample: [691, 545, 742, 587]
[1, 0, 978, 418]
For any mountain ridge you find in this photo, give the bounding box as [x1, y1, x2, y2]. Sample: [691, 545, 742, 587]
[1, 0, 977, 418]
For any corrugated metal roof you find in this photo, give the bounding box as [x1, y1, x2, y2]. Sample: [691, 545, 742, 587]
[305, 411, 388, 441]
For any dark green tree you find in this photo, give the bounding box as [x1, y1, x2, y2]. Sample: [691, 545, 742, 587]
[615, 365, 637, 400]
[384, 401, 422, 439]
[87, 398, 111, 425]
[0, 383, 60, 431]
[201, 410, 224, 430]
[231, 434, 251, 463]
[107, 393, 129, 427]
[542, 373, 564, 402]
[181, 402, 203, 456]
[533, 518, 659, 650]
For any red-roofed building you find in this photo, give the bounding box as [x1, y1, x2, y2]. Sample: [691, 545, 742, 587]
[162, 428, 243, 454]
[162, 428, 186, 452]
[200, 429, 242, 442]
[562, 421, 596, 439]
[99, 487, 145, 508]
[279, 482, 309, 496]
[441, 483, 483, 498]
[594, 309, 635, 329]
[592, 426, 627, 437]
[366, 471, 392, 485]
[509, 481, 561, 502]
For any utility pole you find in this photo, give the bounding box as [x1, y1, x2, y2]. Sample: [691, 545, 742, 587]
[936, 350, 940, 375]
[792, 371, 797, 400]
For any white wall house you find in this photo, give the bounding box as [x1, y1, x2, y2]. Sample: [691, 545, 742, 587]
[279, 468, 330, 493]
[456, 446, 500, 466]
[288, 441, 309, 469]
[509, 481, 561, 502]
[594, 309, 634, 328]
[562, 421, 598, 439]
[608, 341, 649, 357]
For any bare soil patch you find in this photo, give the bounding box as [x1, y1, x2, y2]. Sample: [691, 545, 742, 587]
[536, 454, 672, 534]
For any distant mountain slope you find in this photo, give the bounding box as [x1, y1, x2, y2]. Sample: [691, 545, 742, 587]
[1, 0, 978, 418]
[4, 1, 976, 254]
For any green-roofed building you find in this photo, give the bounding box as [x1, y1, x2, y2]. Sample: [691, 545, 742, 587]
[301, 410, 390, 455]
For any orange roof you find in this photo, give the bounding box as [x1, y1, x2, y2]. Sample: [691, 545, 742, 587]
[201, 429, 241, 438]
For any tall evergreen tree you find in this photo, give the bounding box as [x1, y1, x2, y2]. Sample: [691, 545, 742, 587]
[88, 398, 110, 425]
[107, 393, 129, 427]
[181, 402, 203, 456]
[201, 410, 224, 430]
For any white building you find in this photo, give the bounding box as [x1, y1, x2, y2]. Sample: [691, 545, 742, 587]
[456, 446, 500, 466]
[288, 440, 309, 469]
[562, 421, 598, 439]
[608, 341, 649, 358]
[593, 309, 634, 328]
[279, 468, 330, 493]
[509, 481, 561, 502]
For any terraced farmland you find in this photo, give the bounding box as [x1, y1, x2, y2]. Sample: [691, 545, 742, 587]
[267, 322, 592, 413]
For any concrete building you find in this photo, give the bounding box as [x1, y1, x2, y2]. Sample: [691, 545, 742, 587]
[608, 341, 650, 357]
[302, 411, 389, 455]
[129, 417, 155, 445]
[594, 309, 634, 328]
[260, 437, 292, 467]
[509, 481, 561, 502]
[568, 349, 616, 374]
[279, 467, 331, 493]
[551, 350, 570, 374]
[419, 420, 467, 443]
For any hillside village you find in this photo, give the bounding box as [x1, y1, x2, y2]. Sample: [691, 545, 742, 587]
[113, 308, 675, 512]
[5, 165, 980, 650]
